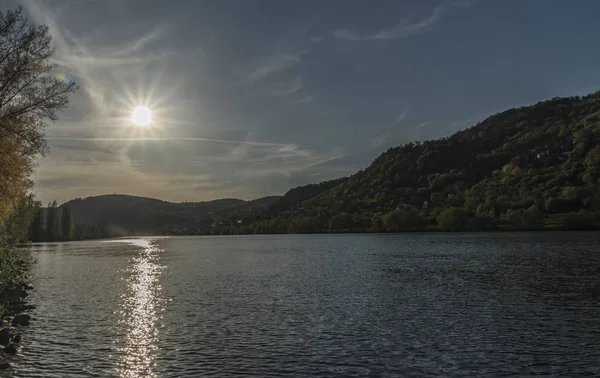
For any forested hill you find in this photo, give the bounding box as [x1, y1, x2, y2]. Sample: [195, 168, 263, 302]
[61, 194, 280, 235]
[214, 91, 600, 234]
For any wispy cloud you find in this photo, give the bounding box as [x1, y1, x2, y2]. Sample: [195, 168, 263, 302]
[270, 77, 303, 96]
[37, 133, 347, 203]
[21, 0, 173, 115]
[419, 121, 436, 127]
[394, 112, 407, 124]
[45, 136, 293, 147]
[295, 95, 315, 104]
[334, 6, 445, 41]
[246, 51, 307, 82]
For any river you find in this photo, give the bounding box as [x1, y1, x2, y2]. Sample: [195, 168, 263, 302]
[7, 233, 600, 377]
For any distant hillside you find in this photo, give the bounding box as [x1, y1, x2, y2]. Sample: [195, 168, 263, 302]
[212, 196, 281, 219]
[266, 177, 348, 214]
[63, 194, 280, 235]
[212, 91, 600, 234]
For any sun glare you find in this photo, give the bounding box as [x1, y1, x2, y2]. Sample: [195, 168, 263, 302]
[131, 106, 152, 127]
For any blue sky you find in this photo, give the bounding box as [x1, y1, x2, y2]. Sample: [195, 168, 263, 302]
[11, 0, 600, 203]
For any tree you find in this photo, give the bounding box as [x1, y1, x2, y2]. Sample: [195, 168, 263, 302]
[0, 7, 77, 226]
[522, 205, 544, 229]
[29, 207, 44, 242]
[583, 146, 600, 183]
[329, 213, 351, 231]
[2, 194, 39, 243]
[383, 208, 425, 232]
[73, 224, 87, 240]
[287, 216, 318, 234]
[436, 207, 469, 231]
[371, 213, 385, 232]
[45, 200, 59, 241]
[61, 205, 73, 241]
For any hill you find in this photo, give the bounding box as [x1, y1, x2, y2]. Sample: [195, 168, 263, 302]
[213, 91, 600, 233]
[62, 194, 280, 235]
[203, 178, 349, 235]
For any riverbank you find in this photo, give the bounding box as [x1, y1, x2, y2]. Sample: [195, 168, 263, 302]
[0, 283, 33, 370]
[0, 243, 34, 371]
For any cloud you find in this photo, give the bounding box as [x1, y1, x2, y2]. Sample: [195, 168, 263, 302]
[394, 112, 407, 124]
[418, 121, 436, 127]
[17, 0, 371, 204]
[21, 0, 173, 116]
[295, 95, 315, 104]
[270, 77, 303, 96]
[246, 51, 307, 82]
[334, 6, 445, 41]
[36, 129, 349, 203]
[45, 136, 291, 147]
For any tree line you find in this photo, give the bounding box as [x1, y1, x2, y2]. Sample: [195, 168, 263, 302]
[28, 201, 110, 242]
[28, 201, 71, 242]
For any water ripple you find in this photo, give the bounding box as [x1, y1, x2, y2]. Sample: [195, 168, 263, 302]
[10, 233, 600, 377]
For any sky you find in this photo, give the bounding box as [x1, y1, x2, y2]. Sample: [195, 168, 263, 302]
[8, 0, 600, 204]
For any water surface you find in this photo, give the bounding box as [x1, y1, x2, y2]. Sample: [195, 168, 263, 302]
[8, 233, 600, 377]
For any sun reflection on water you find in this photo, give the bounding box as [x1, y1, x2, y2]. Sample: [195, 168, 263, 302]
[116, 239, 165, 377]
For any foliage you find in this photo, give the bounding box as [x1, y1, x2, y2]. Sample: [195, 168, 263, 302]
[267, 178, 347, 214]
[27, 201, 107, 241]
[45, 200, 60, 242]
[436, 207, 469, 231]
[383, 208, 427, 232]
[0, 7, 77, 223]
[29, 208, 44, 242]
[1, 194, 40, 244]
[0, 234, 31, 289]
[557, 212, 599, 230]
[0, 6, 75, 291]
[61, 206, 73, 241]
[72, 224, 109, 240]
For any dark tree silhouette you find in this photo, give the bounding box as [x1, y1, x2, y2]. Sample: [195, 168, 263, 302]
[0, 7, 77, 225]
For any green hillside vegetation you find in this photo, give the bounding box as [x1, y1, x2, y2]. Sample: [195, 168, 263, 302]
[207, 178, 348, 235]
[211, 92, 600, 234]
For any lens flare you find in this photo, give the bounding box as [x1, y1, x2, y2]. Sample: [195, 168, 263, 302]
[54, 72, 74, 85]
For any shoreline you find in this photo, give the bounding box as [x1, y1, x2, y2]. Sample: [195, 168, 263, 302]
[0, 283, 33, 370]
[27, 229, 600, 246]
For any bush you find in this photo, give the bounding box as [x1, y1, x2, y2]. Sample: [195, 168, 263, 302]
[436, 207, 470, 231]
[559, 213, 598, 230]
[383, 208, 427, 232]
[467, 214, 496, 231]
[0, 235, 31, 289]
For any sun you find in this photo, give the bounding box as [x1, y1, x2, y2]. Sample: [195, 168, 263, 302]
[131, 106, 152, 127]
